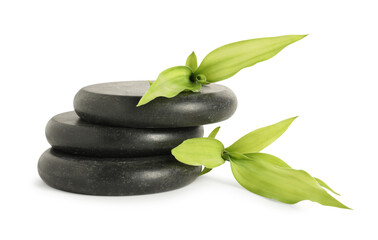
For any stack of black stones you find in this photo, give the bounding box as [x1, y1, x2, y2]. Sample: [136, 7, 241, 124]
[38, 81, 237, 195]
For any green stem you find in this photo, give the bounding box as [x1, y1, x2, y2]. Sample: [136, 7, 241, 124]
[222, 151, 231, 161]
[194, 74, 209, 84]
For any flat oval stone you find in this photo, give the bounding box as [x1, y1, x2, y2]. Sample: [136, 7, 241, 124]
[74, 81, 237, 128]
[38, 148, 201, 196]
[46, 111, 204, 157]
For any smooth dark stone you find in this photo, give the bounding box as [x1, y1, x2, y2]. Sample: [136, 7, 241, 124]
[38, 148, 201, 196]
[74, 81, 237, 128]
[46, 111, 204, 157]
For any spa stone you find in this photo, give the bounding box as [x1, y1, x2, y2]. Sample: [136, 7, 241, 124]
[46, 111, 204, 157]
[38, 148, 201, 196]
[74, 81, 237, 128]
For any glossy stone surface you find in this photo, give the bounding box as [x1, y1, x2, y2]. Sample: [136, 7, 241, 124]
[46, 111, 204, 157]
[38, 148, 201, 196]
[74, 81, 237, 128]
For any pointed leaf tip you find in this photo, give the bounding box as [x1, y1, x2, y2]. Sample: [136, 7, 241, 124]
[245, 153, 341, 196]
[186, 51, 198, 72]
[195, 35, 307, 83]
[314, 177, 340, 196]
[226, 116, 297, 153]
[200, 167, 213, 175]
[230, 155, 349, 209]
[208, 127, 221, 138]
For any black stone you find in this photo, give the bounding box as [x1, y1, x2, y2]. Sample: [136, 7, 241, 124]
[74, 81, 237, 128]
[38, 148, 201, 196]
[46, 111, 204, 157]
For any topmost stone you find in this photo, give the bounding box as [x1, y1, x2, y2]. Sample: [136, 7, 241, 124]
[74, 81, 237, 128]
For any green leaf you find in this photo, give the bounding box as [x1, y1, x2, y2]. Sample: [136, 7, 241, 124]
[136, 66, 201, 107]
[245, 153, 340, 195]
[186, 51, 198, 71]
[208, 126, 220, 138]
[314, 177, 340, 196]
[200, 167, 213, 176]
[194, 35, 307, 83]
[229, 154, 349, 209]
[198, 127, 222, 175]
[172, 137, 225, 168]
[225, 117, 297, 153]
[244, 152, 291, 167]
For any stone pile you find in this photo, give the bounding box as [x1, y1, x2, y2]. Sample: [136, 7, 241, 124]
[38, 81, 237, 195]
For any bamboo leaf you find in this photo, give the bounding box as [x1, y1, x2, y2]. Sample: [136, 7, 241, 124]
[244, 152, 291, 167]
[208, 126, 220, 138]
[226, 117, 297, 153]
[186, 51, 198, 71]
[314, 177, 340, 196]
[137, 66, 201, 107]
[194, 35, 307, 83]
[199, 127, 222, 175]
[200, 167, 213, 176]
[230, 154, 349, 209]
[245, 153, 340, 195]
[172, 137, 225, 168]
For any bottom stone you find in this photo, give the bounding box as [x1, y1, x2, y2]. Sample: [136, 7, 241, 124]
[38, 148, 201, 196]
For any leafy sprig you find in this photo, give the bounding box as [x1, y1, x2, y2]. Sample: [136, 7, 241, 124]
[137, 35, 306, 106]
[171, 117, 349, 209]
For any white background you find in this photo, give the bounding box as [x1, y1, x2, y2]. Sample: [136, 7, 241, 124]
[1, 0, 377, 239]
